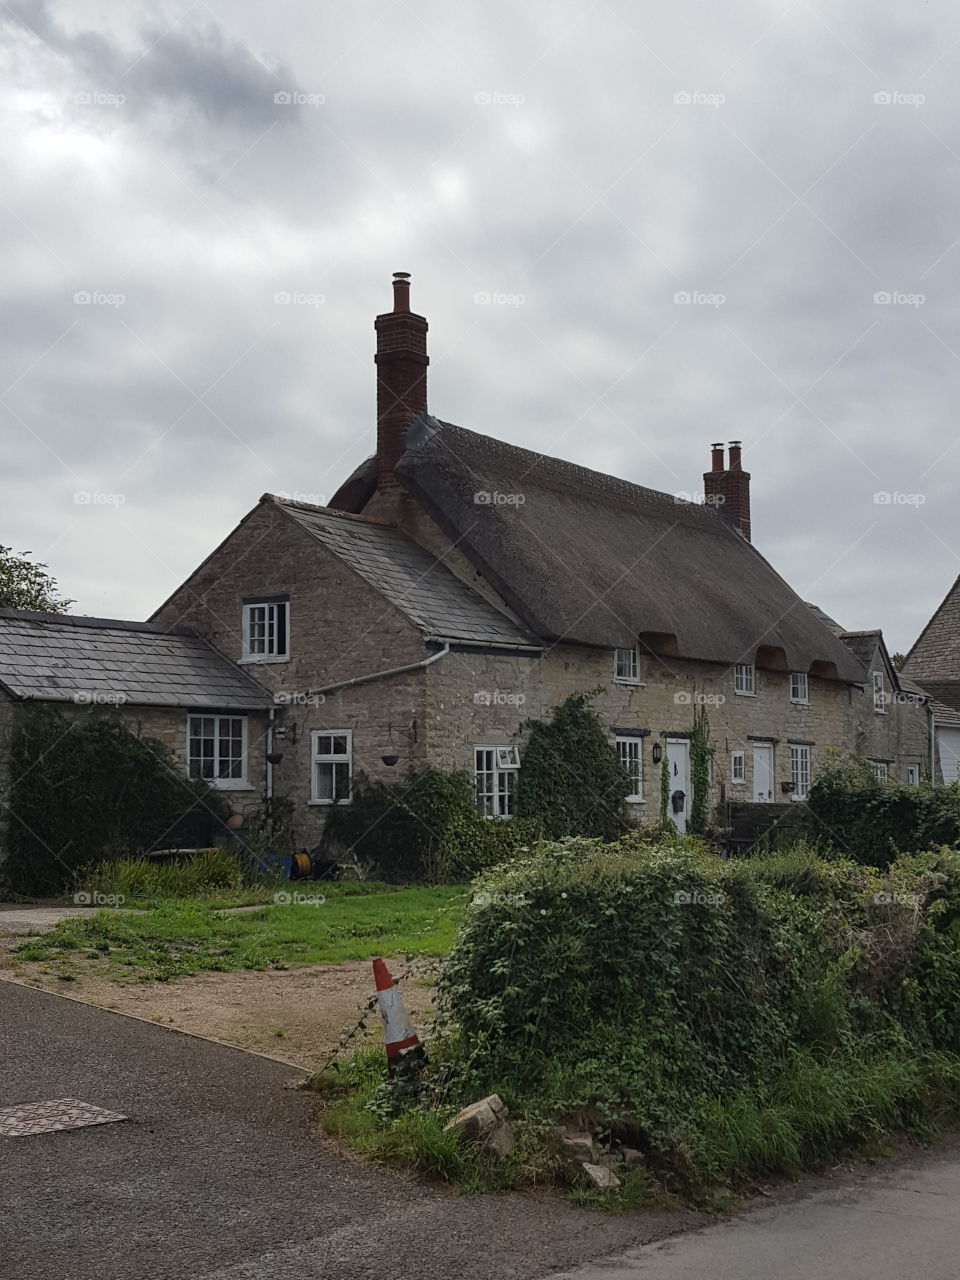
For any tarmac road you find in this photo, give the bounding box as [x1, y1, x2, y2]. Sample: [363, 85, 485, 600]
[0, 982, 699, 1280]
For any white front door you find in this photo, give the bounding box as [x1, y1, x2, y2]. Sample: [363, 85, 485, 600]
[753, 743, 774, 802]
[665, 738, 691, 833]
[940, 728, 960, 784]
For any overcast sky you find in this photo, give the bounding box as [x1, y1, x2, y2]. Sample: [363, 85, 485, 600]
[3, 0, 959, 652]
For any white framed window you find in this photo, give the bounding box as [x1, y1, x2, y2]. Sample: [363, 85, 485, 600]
[789, 744, 811, 800]
[242, 598, 290, 662]
[614, 648, 641, 684]
[311, 730, 352, 804]
[188, 715, 249, 789]
[734, 663, 755, 696]
[906, 764, 920, 786]
[873, 670, 886, 713]
[475, 745, 519, 818]
[615, 736, 643, 801]
[869, 760, 890, 783]
[790, 672, 809, 704]
[730, 750, 745, 784]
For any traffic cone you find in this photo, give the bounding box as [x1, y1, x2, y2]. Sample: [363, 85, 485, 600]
[372, 957, 424, 1075]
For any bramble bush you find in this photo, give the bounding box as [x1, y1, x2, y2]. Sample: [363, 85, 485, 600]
[323, 833, 960, 1196]
[807, 757, 960, 868]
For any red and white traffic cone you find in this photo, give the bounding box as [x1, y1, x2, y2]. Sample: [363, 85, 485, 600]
[373, 957, 424, 1075]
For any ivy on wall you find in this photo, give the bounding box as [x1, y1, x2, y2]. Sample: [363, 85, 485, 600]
[2, 705, 229, 895]
[689, 704, 711, 835]
[515, 694, 630, 842]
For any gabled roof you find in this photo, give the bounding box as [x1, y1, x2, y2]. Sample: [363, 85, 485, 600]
[838, 630, 883, 673]
[903, 572, 960, 683]
[0, 610, 273, 710]
[333, 417, 868, 682]
[269, 498, 541, 651]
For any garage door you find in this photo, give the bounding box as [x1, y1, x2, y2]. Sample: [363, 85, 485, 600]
[940, 728, 960, 784]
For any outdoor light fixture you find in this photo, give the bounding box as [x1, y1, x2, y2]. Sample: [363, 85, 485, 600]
[652, 742, 663, 765]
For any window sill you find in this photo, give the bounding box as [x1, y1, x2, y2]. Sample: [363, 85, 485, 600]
[308, 799, 352, 807]
[209, 781, 253, 791]
[626, 796, 644, 804]
[239, 655, 291, 666]
[614, 679, 646, 688]
[789, 699, 810, 707]
[734, 690, 756, 697]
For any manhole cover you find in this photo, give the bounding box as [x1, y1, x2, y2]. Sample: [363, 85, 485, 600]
[0, 1098, 128, 1137]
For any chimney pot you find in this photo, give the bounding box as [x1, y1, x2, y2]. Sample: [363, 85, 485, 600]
[392, 271, 411, 313]
[710, 442, 725, 472]
[728, 440, 743, 470]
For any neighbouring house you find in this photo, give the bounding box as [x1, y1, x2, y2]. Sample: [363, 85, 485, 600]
[0, 274, 935, 861]
[0, 611, 273, 846]
[901, 573, 960, 783]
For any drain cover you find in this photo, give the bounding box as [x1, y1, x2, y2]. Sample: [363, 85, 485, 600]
[0, 1098, 128, 1137]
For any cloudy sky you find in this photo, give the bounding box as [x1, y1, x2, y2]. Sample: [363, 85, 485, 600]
[3, 0, 959, 651]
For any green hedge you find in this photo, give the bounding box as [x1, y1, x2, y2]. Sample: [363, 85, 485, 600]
[2, 705, 229, 896]
[322, 768, 541, 882]
[433, 835, 960, 1186]
[807, 758, 960, 868]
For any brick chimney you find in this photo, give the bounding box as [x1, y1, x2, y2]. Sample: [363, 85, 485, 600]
[703, 441, 751, 541]
[374, 272, 429, 489]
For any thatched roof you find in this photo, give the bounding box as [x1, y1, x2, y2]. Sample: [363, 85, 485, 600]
[333, 417, 868, 683]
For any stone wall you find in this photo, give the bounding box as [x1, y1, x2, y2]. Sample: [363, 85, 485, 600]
[150, 498, 435, 847]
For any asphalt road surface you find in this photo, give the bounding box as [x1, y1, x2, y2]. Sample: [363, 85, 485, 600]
[0, 982, 699, 1280]
[4, 981, 958, 1280]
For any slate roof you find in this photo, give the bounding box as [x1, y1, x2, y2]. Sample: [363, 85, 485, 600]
[272, 499, 541, 650]
[331, 417, 868, 681]
[0, 610, 273, 710]
[902, 573, 960, 683]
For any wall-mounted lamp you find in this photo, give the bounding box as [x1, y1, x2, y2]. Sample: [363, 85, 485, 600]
[273, 723, 297, 744]
[652, 742, 663, 765]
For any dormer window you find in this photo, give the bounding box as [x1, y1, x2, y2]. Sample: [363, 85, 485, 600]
[614, 648, 641, 684]
[734, 663, 755, 696]
[790, 673, 809, 704]
[242, 597, 290, 662]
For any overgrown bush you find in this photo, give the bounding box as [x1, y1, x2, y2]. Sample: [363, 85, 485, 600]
[2, 705, 229, 896]
[73, 849, 250, 903]
[322, 768, 540, 883]
[401, 834, 960, 1192]
[807, 757, 960, 868]
[515, 694, 630, 840]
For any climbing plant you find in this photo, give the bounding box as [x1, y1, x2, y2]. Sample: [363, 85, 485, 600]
[659, 749, 671, 826]
[689, 704, 711, 835]
[2, 704, 229, 895]
[515, 694, 630, 841]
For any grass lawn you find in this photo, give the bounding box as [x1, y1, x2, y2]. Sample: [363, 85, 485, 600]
[15, 883, 467, 982]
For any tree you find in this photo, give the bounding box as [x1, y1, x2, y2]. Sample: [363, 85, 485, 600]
[0, 546, 72, 613]
[891, 652, 906, 671]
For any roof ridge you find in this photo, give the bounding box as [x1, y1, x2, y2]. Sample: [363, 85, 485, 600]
[263, 493, 394, 528]
[426, 420, 728, 525]
[0, 608, 196, 637]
